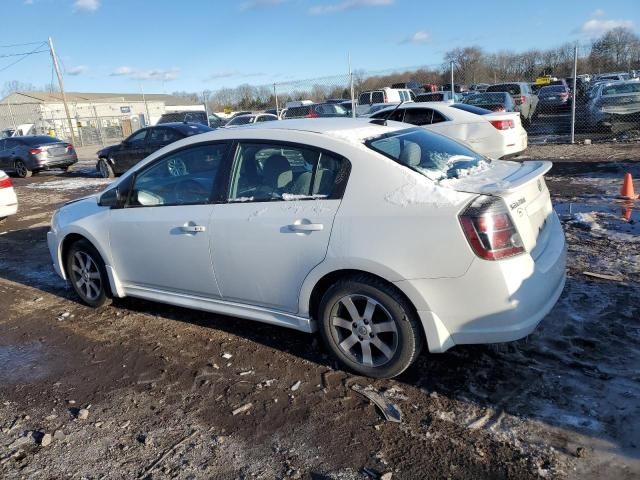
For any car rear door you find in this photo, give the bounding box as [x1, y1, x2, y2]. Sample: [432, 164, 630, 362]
[108, 142, 231, 297]
[209, 141, 349, 313]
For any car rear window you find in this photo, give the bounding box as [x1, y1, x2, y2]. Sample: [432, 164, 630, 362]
[22, 136, 62, 145]
[539, 86, 566, 93]
[365, 127, 486, 181]
[451, 104, 493, 115]
[371, 92, 384, 104]
[486, 84, 522, 95]
[285, 106, 312, 118]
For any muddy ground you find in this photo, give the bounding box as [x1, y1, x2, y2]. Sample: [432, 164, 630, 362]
[0, 143, 639, 479]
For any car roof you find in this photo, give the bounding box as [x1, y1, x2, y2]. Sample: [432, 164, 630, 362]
[156, 122, 213, 132]
[192, 118, 407, 144]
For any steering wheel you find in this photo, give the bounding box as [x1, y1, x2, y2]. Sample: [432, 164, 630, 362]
[174, 179, 210, 204]
[167, 157, 188, 177]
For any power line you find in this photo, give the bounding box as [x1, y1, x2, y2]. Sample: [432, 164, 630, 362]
[0, 49, 48, 59]
[0, 41, 47, 49]
[0, 42, 47, 74]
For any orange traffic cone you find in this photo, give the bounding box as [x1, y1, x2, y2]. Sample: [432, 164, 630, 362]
[620, 173, 637, 200]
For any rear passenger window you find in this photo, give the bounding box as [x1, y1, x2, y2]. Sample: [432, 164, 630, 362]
[228, 143, 349, 202]
[358, 92, 371, 105]
[372, 92, 384, 104]
[403, 108, 433, 126]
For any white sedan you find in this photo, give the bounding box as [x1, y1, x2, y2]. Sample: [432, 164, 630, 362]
[224, 113, 278, 128]
[47, 119, 565, 378]
[0, 170, 18, 222]
[370, 102, 528, 159]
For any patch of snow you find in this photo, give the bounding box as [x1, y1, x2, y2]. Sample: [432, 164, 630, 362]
[325, 125, 403, 145]
[571, 212, 603, 231]
[385, 172, 469, 208]
[27, 179, 112, 191]
[233, 196, 255, 203]
[281, 193, 328, 201]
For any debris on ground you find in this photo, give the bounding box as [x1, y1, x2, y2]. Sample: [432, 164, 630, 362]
[231, 403, 253, 416]
[351, 384, 402, 423]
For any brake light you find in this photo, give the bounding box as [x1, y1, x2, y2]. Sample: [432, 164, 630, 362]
[0, 177, 12, 189]
[66, 144, 74, 152]
[490, 119, 514, 130]
[513, 95, 526, 105]
[459, 196, 524, 260]
[29, 148, 43, 155]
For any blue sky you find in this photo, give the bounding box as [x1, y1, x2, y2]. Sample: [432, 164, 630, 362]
[1, 0, 638, 94]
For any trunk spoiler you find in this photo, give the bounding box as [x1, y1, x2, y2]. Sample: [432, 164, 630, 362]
[448, 160, 553, 195]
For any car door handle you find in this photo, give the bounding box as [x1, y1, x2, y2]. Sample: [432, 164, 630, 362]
[289, 223, 323, 232]
[181, 225, 206, 233]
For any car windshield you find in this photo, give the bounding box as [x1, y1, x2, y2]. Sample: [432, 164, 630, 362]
[365, 127, 486, 181]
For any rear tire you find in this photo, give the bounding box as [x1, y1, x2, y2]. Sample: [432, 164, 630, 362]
[98, 159, 115, 179]
[14, 160, 32, 178]
[65, 239, 112, 308]
[318, 275, 423, 378]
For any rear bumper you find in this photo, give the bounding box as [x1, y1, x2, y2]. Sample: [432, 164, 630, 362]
[36, 155, 78, 170]
[398, 212, 567, 352]
[0, 189, 18, 218]
[0, 203, 18, 218]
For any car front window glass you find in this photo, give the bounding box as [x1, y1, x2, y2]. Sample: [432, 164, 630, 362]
[129, 143, 228, 207]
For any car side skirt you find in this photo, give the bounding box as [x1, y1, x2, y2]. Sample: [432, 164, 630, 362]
[122, 284, 316, 333]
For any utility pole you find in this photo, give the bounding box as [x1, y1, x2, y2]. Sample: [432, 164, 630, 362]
[47, 36, 76, 145]
[349, 53, 356, 119]
[570, 43, 578, 144]
[139, 82, 151, 126]
[450, 61, 454, 101]
[202, 90, 211, 123]
[273, 83, 279, 117]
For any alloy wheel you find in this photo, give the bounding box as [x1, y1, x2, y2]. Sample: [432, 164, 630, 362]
[329, 294, 398, 368]
[15, 161, 27, 178]
[70, 251, 103, 302]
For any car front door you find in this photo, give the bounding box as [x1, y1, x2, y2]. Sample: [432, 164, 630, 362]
[115, 128, 149, 173]
[209, 141, 349, 313]
[108, 142, 231, 297]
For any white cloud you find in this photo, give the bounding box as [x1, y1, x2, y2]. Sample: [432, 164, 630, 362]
[401, 30, 431, 44]
[578, 18, 633, 35]
[204, 71, 265, 81]
[73, 0, 100, 12]
[110, 66, 179, 81]
[66, 65, 88, 76]
[592, 9, 605, 17]
[308, 0, 393, 15]
[240, 0, 286, 11]
[24, 0, 34, 5]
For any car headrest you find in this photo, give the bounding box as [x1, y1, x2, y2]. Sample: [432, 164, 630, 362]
[400, 142, 422, 167]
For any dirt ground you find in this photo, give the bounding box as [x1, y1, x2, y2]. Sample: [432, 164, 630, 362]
[1, 142, 639, 479]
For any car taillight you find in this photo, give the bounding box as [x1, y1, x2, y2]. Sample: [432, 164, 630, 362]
[306, 110, 319, 118]
[29, 148, 43, 155]
[459, 196, 524, 261]
[0, 177, 12, 189]
[490, 119, 514, 130]
[513, 95, 526, 105]
[66, 145, 74, 152]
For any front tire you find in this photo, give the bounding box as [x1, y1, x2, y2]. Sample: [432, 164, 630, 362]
[98, 159, 115, 179]
[14, 160, 32, 178]
[65, 239, 112, 308]
[318, 275, 423, 378]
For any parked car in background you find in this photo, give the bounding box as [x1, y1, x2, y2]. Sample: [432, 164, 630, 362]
[224, 113, 278, 127]
[264, 108, 279, 116]
[415, 91, 462, 103]
[340, 100, 355, 117]
[486, 83, 538, 125]
[370, 102, 527, 159]
[96, 122, 212, 178]
[586, 80, 640, 132]
[284, 102, 350, 119]
[440, 83, 467, 93]
[357, 88, 415, 114]
[0, 124, 35, 138]
[536, 85, 572, 113]
[422, 83, 439, 93]
[48, 118, 565, 378]
[391, 81, 424, 94]
[462, 92, 516, 112]
[469, 83, 490, 93]
[0, 170, 18, 222]
[0, 136, 77, 178]
[596, 72, 630, 82]
[158, 111, 203, 125]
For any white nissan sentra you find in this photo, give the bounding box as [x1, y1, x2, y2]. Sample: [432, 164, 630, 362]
[48, 118, 566, 378]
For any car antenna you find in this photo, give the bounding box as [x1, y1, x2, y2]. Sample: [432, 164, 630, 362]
[370, 100, 405, 126]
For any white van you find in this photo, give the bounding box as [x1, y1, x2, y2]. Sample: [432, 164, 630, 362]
[357, 88, 414, 115]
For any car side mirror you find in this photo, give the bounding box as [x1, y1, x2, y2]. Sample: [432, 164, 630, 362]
[98, 176, 132, 208]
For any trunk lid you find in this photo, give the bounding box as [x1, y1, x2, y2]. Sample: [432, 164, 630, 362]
[445, 160, 553, 253]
